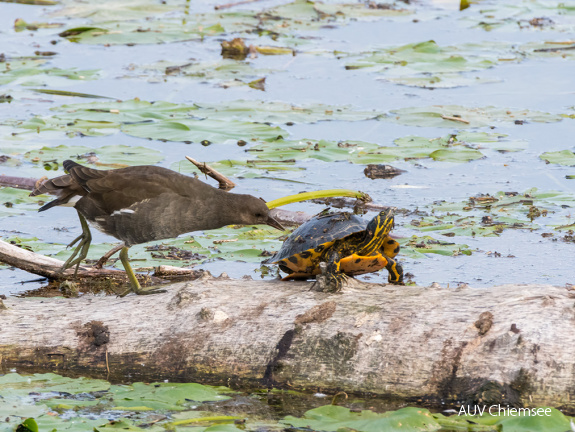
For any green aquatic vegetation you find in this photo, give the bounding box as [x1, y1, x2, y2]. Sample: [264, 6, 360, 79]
[121, 118, 285, 143]
[7, 99, 288, 144]
[346, 40, 512, 88]
[59, 22, 226, 45]
[23, 144, 163, 167]
[462, 1, 575, 33]
[2, 373, 572, 432]
[385, 105, 563, 127]
[0, 143, 163, 172]
[0, 372, 110, 395]
[0, 188, 45, 217]
[135, 225, 283, 266]
[172, 158, 305, 179]
[248, 132, 526, 165]
[540, 149, 575, 166]
[407, 214, 538, 238]
[425, 188, 575, 235]
[109, 382, 232, 411]
[282, 405, 441, 431]
[191, 100, 381, 123]
[521, 41, 575, 60]
[54, 0, 412, 46]
[4, 99, 387, 145]
[0, 57, 98, 85]
[442, 408, 575, 432]
[137, 59, 274, 87]
[400, 235, 472, 258]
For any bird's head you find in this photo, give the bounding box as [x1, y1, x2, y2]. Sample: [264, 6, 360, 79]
[236, 195, 285, 231]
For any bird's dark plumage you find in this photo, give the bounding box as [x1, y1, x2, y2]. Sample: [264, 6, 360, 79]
[31, 160, 284, 295]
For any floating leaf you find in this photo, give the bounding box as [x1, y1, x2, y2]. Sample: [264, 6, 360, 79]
[31, 88, 111, 98]
[121, 118, 285, 143]
[282, 405, 440, 432]
[249, 132, 525, 165]
[347, 40, 512, 88]
[59, 22, 227, 45]
[386, 105, 563, 127]
[7, 99, 288, 144]
[109, 382, 232, 411]
[22, 144, 163, 168]
[400, 235, 472, 258]
[0, 57, 98, 85]
[139, 59, 274, 86]
[0, 372, 110, 395]
[192, 100, 380, 123]
[540, 149, 575, 166]
[462, 1, 575, 33]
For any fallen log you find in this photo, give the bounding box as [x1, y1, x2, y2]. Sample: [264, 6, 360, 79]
[0, 275, 573, 412]
[0, 239, 205, 288]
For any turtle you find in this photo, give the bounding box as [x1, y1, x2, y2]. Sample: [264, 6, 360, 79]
[264, 209, 403, 292]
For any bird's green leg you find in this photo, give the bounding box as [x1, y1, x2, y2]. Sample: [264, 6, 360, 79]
[117, 246, 166, 296]
[312, 250, 347, 293]
[385, 255, 404, 285]
[59, 212, 92, 276]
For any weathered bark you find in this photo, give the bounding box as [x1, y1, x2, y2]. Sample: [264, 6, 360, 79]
[0, 239, 202, 286]
[0, 275, 574, 411]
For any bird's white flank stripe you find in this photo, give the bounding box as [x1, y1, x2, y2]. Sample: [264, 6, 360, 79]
[111, 209, 136, 216]
[60, 195, 82, 207]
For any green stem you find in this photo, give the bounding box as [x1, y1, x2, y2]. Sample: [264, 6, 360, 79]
[266, 189, 370, 209]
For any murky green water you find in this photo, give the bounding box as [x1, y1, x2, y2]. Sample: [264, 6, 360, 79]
[1, 372, 573, 431]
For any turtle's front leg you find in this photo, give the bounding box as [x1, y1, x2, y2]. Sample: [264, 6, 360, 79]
[385, 255, 404, 285]
[312, 250, 347, 293]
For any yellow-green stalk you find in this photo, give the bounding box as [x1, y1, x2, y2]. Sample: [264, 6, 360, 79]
[266, 189, 370, 210]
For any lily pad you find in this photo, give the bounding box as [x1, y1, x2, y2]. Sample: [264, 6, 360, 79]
[109, 382, 232, 411]
[192, 100, 381, 124]
[462, 1, 575, 33]
[139, 59, 274, 87]
[407, 214, 537, 238]
[121, 118, 285, 143]
[0, 372, 110, 395]
[400, 235, 472, 258]
[125, 225, 284, 268]
[346, 40, 512, 88]
[0, 57, 98, 86]
[59, 22, 227, 45]
[447, 407, 574, 432]
[540, 149, 575, 166]
[7, 99, 288, 144]
[281, 405, 440, 432]
[248, 132, 525, 165]
[522, 41, 575, 60]
[53, 0, 414, 46]
[0, 187, 45, 217]
[22, 144, 164, 168]
[385, 105, 563, 128]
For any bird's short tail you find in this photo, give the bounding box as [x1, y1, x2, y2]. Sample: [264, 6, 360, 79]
[30, 172, 78, 212]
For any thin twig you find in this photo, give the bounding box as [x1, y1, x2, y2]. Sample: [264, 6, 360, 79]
[441, 115, 470, 124]
[105, 347, 110, 379]
[215, 0, 263, 10]
[186, 156, 237, 191]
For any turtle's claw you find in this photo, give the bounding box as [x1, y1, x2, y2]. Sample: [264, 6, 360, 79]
[312, 262, 348, 293]
[385, 256, 404, 285]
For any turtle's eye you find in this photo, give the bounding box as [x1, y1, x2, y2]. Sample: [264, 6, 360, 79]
[255, 212, 263, 218]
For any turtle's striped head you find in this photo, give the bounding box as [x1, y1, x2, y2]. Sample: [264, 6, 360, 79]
[368, 208, 394, 237]
[360, 208, 395, 254]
